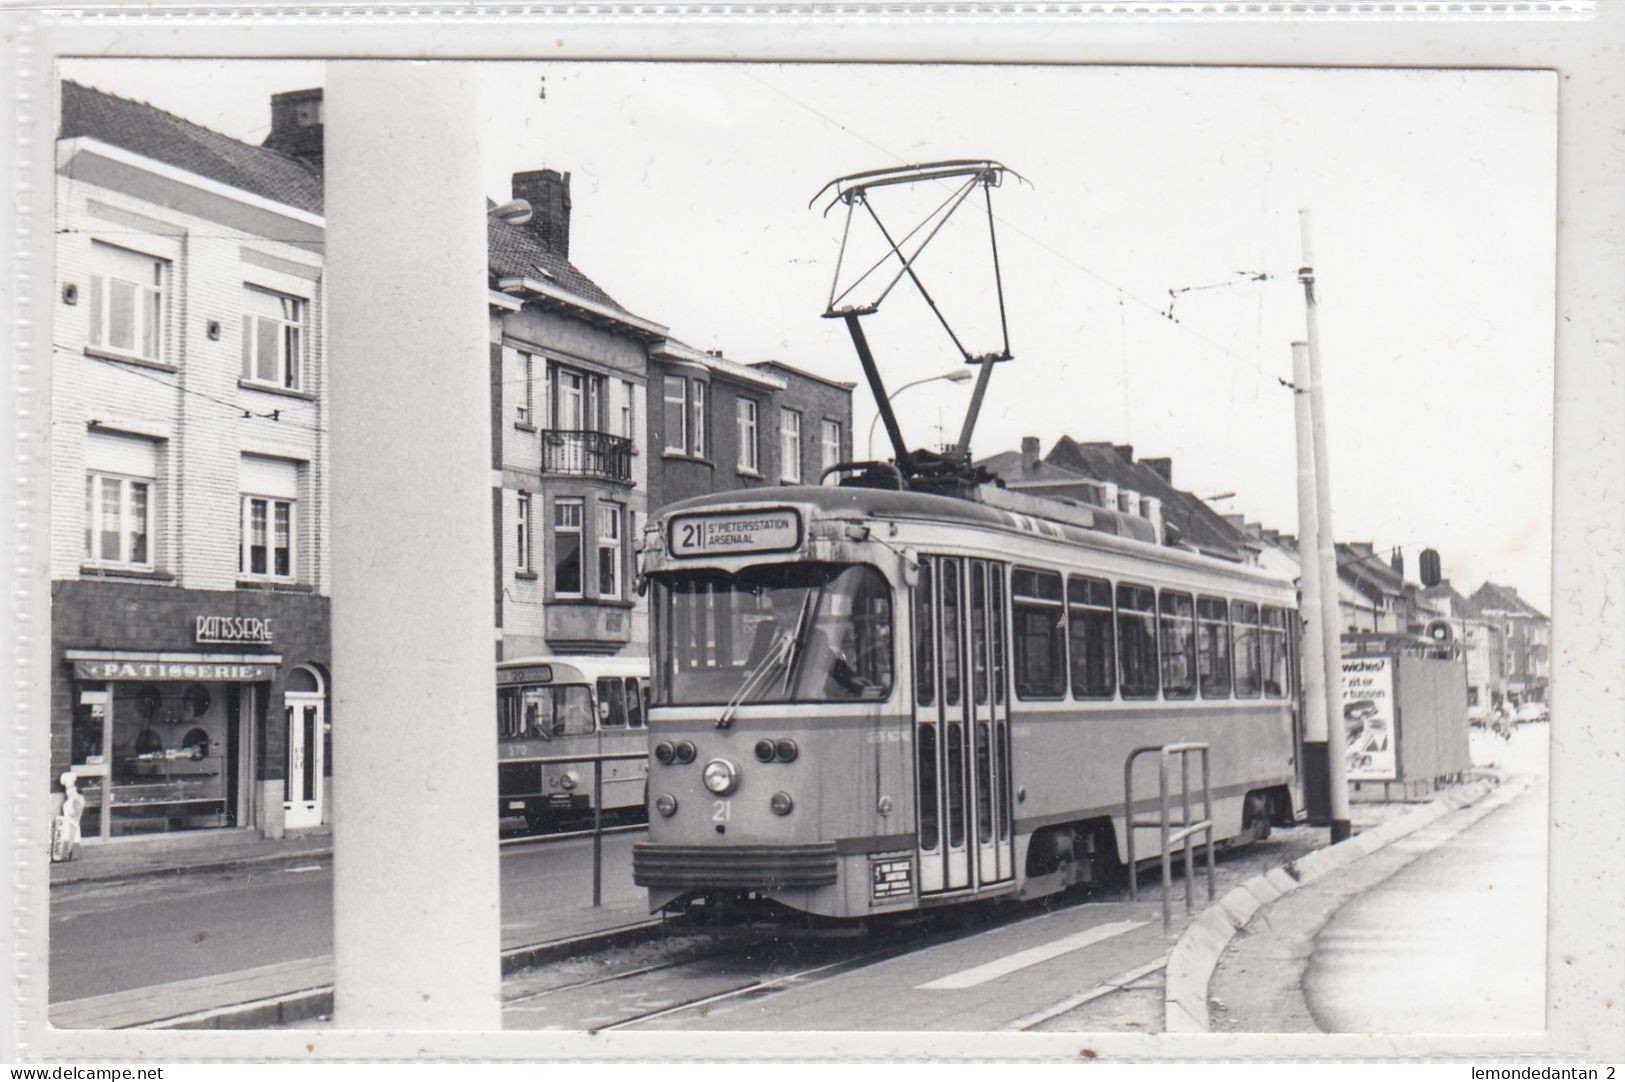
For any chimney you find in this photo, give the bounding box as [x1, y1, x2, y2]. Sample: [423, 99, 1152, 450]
[1143, 496, 1164, 544]
[511, 169, 572, 258]
[1223, 512, 1246, 530]
[1112, 444, 1135, 463]
[1118, 487, 1139, 514]
[1021, 436, 1040, 472]
[1141, 456, 1172, 484]
[1420, 548, 1442, 587]
[263, 88, 324, 171]
[1390, 547, 1405, 579]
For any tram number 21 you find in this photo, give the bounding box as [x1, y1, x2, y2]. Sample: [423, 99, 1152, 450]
[712, 800, 731, 823]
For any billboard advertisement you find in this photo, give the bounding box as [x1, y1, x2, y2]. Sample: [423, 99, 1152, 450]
[1341, 656, 1397, 782]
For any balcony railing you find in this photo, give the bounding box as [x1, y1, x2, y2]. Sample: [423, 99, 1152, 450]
[539, 429, 633, 483]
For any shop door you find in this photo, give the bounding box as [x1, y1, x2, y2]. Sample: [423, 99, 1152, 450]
[284, 692, 324, 828]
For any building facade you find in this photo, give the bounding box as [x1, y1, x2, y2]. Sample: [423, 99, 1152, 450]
[1468, 582, 1551, 707]
[52, 82, 333, 842]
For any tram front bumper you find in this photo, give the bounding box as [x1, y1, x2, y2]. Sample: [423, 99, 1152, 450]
[632, 842, 839, 890]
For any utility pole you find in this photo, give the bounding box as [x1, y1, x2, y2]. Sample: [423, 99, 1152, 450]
[1290, 340, 1333, 822]
[1299, 209, 1353, 843]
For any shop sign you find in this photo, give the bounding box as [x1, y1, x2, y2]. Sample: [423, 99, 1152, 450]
[668, 507, 802, 557]
[195, 615, 274, 645]
[74, 660, 276, 682]
[1341, 657, 1397, 782]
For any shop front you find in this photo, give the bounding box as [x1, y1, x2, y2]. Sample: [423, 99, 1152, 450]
[52, 580, 331, 846]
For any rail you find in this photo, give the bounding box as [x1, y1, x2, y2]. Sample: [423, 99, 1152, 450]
[1124, 742, 1216, 934]
[497, 750, 648, 907]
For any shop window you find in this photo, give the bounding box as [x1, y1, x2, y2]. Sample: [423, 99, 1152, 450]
[88, 242, 166, 362]
[241, 285, 306, 390]
[107, 681, 234, 837]
[554, 498, 583, 597]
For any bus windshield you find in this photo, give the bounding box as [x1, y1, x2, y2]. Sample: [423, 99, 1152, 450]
[497, 683, 595, 739]
[653, 563, 893, 706]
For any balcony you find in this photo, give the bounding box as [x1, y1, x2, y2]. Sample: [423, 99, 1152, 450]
[539, 429, 633, 483]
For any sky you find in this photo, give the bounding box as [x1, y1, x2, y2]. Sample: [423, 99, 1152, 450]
[60, 59, 1556, 611]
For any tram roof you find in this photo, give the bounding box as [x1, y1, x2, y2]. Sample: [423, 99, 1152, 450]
[654, 483, 1292, 590]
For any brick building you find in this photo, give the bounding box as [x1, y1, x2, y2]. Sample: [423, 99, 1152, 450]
[52, 82, 333, 841]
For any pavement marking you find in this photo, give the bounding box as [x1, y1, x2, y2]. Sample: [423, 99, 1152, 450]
[915, 919, 1148, 990]
[1001, 953, 1170, 1031]
[284, 864, 323, 873]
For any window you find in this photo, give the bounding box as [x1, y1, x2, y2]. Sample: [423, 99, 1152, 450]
[941, 559, 962, 707]
[551, 364, 603, 431]
[516, 492, 532, 573]
[1197, 596, 1232, 698]
[737, 397, 759, 473]
[624, 677, 645, 728]
[821, 420, 842, 476]
[498, 684, 594, 739]
[88, 242, 166, 362]
[620, 379, 635, 439]
[241, 286, 305, 389]
[597, 502, 623, 599]
[1158, 592, 1197, 699]
[1232, 600, 1261, 698]
[554, 498, 583, 596]
[240, 496, 294, 579]
[1261, 606, 1291, 698]
[914, 560, 935, 707]
[780, 409, 802, 483]
[517, 353, 534, 424]
[663, 376, 687, 452]
[84, 473, 153, 569]
[597, 676, 627, 727]
[1011, 567, 1066, 699]
[1116, 584, 1159, 699]
[1068, 576, 1116, 699]
[692, 381, 706, 457]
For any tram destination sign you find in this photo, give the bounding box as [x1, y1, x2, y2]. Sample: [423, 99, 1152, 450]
[668, 507, 802, 558]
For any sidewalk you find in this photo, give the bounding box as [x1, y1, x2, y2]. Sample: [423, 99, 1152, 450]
[50, 828, 335, 889]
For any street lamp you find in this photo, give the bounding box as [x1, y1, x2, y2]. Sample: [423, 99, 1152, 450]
[867, 367, 975, 459]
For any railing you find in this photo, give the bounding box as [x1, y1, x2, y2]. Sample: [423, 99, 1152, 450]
[539, 429, 634, 483]
[1124, 742, 1216, 934]
[497, 750, 648, 907]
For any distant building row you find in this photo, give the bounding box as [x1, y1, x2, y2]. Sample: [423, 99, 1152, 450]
[49, 81, 852, 846]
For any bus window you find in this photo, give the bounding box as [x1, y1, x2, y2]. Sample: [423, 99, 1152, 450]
[914, 561, 935, 707]
[1232, 601, 1261, 698]
[1011, 567, 1065, 699]
[597, 677, 627, 728]
[1261, 607, 1290, 698]
[1159, 592, 1196, 700]
[1067, 575, 1115, 700]
[625, 677, 645, 728]
[1197, 597, 1232, 698]
[554, 685, 596, 736]
[1116, 584, 1159, 699]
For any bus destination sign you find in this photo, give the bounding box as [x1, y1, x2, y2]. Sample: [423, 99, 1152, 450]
[497, 665, 553, 686]
[668, 508, 802, 558]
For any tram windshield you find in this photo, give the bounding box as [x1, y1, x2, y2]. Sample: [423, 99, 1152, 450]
[653, 563, 894, 705]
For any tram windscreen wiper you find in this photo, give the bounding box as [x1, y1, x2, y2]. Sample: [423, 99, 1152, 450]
[716, 590, 816, 729]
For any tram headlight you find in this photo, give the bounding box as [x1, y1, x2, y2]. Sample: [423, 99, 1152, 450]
[674, 740, 697, 764]
[654, 741, 675, 765]
[702, 758, 739, 796]
[769, 791, 794, 816]
[654, 793, 678, 817]
[754, 739, 776, 763]
[774, 738, 798, 763]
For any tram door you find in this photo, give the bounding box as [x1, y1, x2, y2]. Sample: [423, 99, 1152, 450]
[914, 556, 1014, 895]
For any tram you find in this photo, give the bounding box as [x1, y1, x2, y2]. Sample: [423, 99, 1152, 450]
[632, 482, 1304, 919]
[496, 655, 650, 831]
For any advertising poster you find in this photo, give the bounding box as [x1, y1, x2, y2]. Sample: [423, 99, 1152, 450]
[1341, 656, 1397, 782]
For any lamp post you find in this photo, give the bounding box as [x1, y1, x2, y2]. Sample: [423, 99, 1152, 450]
[866, 367, 974, 459]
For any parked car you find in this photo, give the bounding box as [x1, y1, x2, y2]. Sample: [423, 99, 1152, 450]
[1514, 701, 1548, 725]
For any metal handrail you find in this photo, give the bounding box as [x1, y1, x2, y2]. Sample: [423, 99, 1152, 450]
[498, 749, 648, 907]
[1124, 742, 1216, 934]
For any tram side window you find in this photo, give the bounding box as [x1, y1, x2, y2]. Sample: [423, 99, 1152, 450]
[990, 566, 1007, 705]
[914, 561, 935, 707]
[970, 564, 989, 705]
[1260, 607, 1290, 698]
[1067, 575, 1116, 700]
[1117, 584, 1159, 699]
[597, 676, 626, 727]
[1158, 592, 1197, 699]
[1232, 601, 1261, 698]
[1011, 567, 1066, 699]
[1197, 596, 1232, 698]
[941, 560, 962, 707]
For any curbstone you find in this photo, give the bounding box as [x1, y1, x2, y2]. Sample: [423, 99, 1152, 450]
[1241, 874, 1281, 906]
[1197, 905, 1239, 941]
[1218, 885, 1261, 927]
[1264, 866, 1299, 895]
[1164, 996, 1207, 1033]
[1352, 831, 1385, 854]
